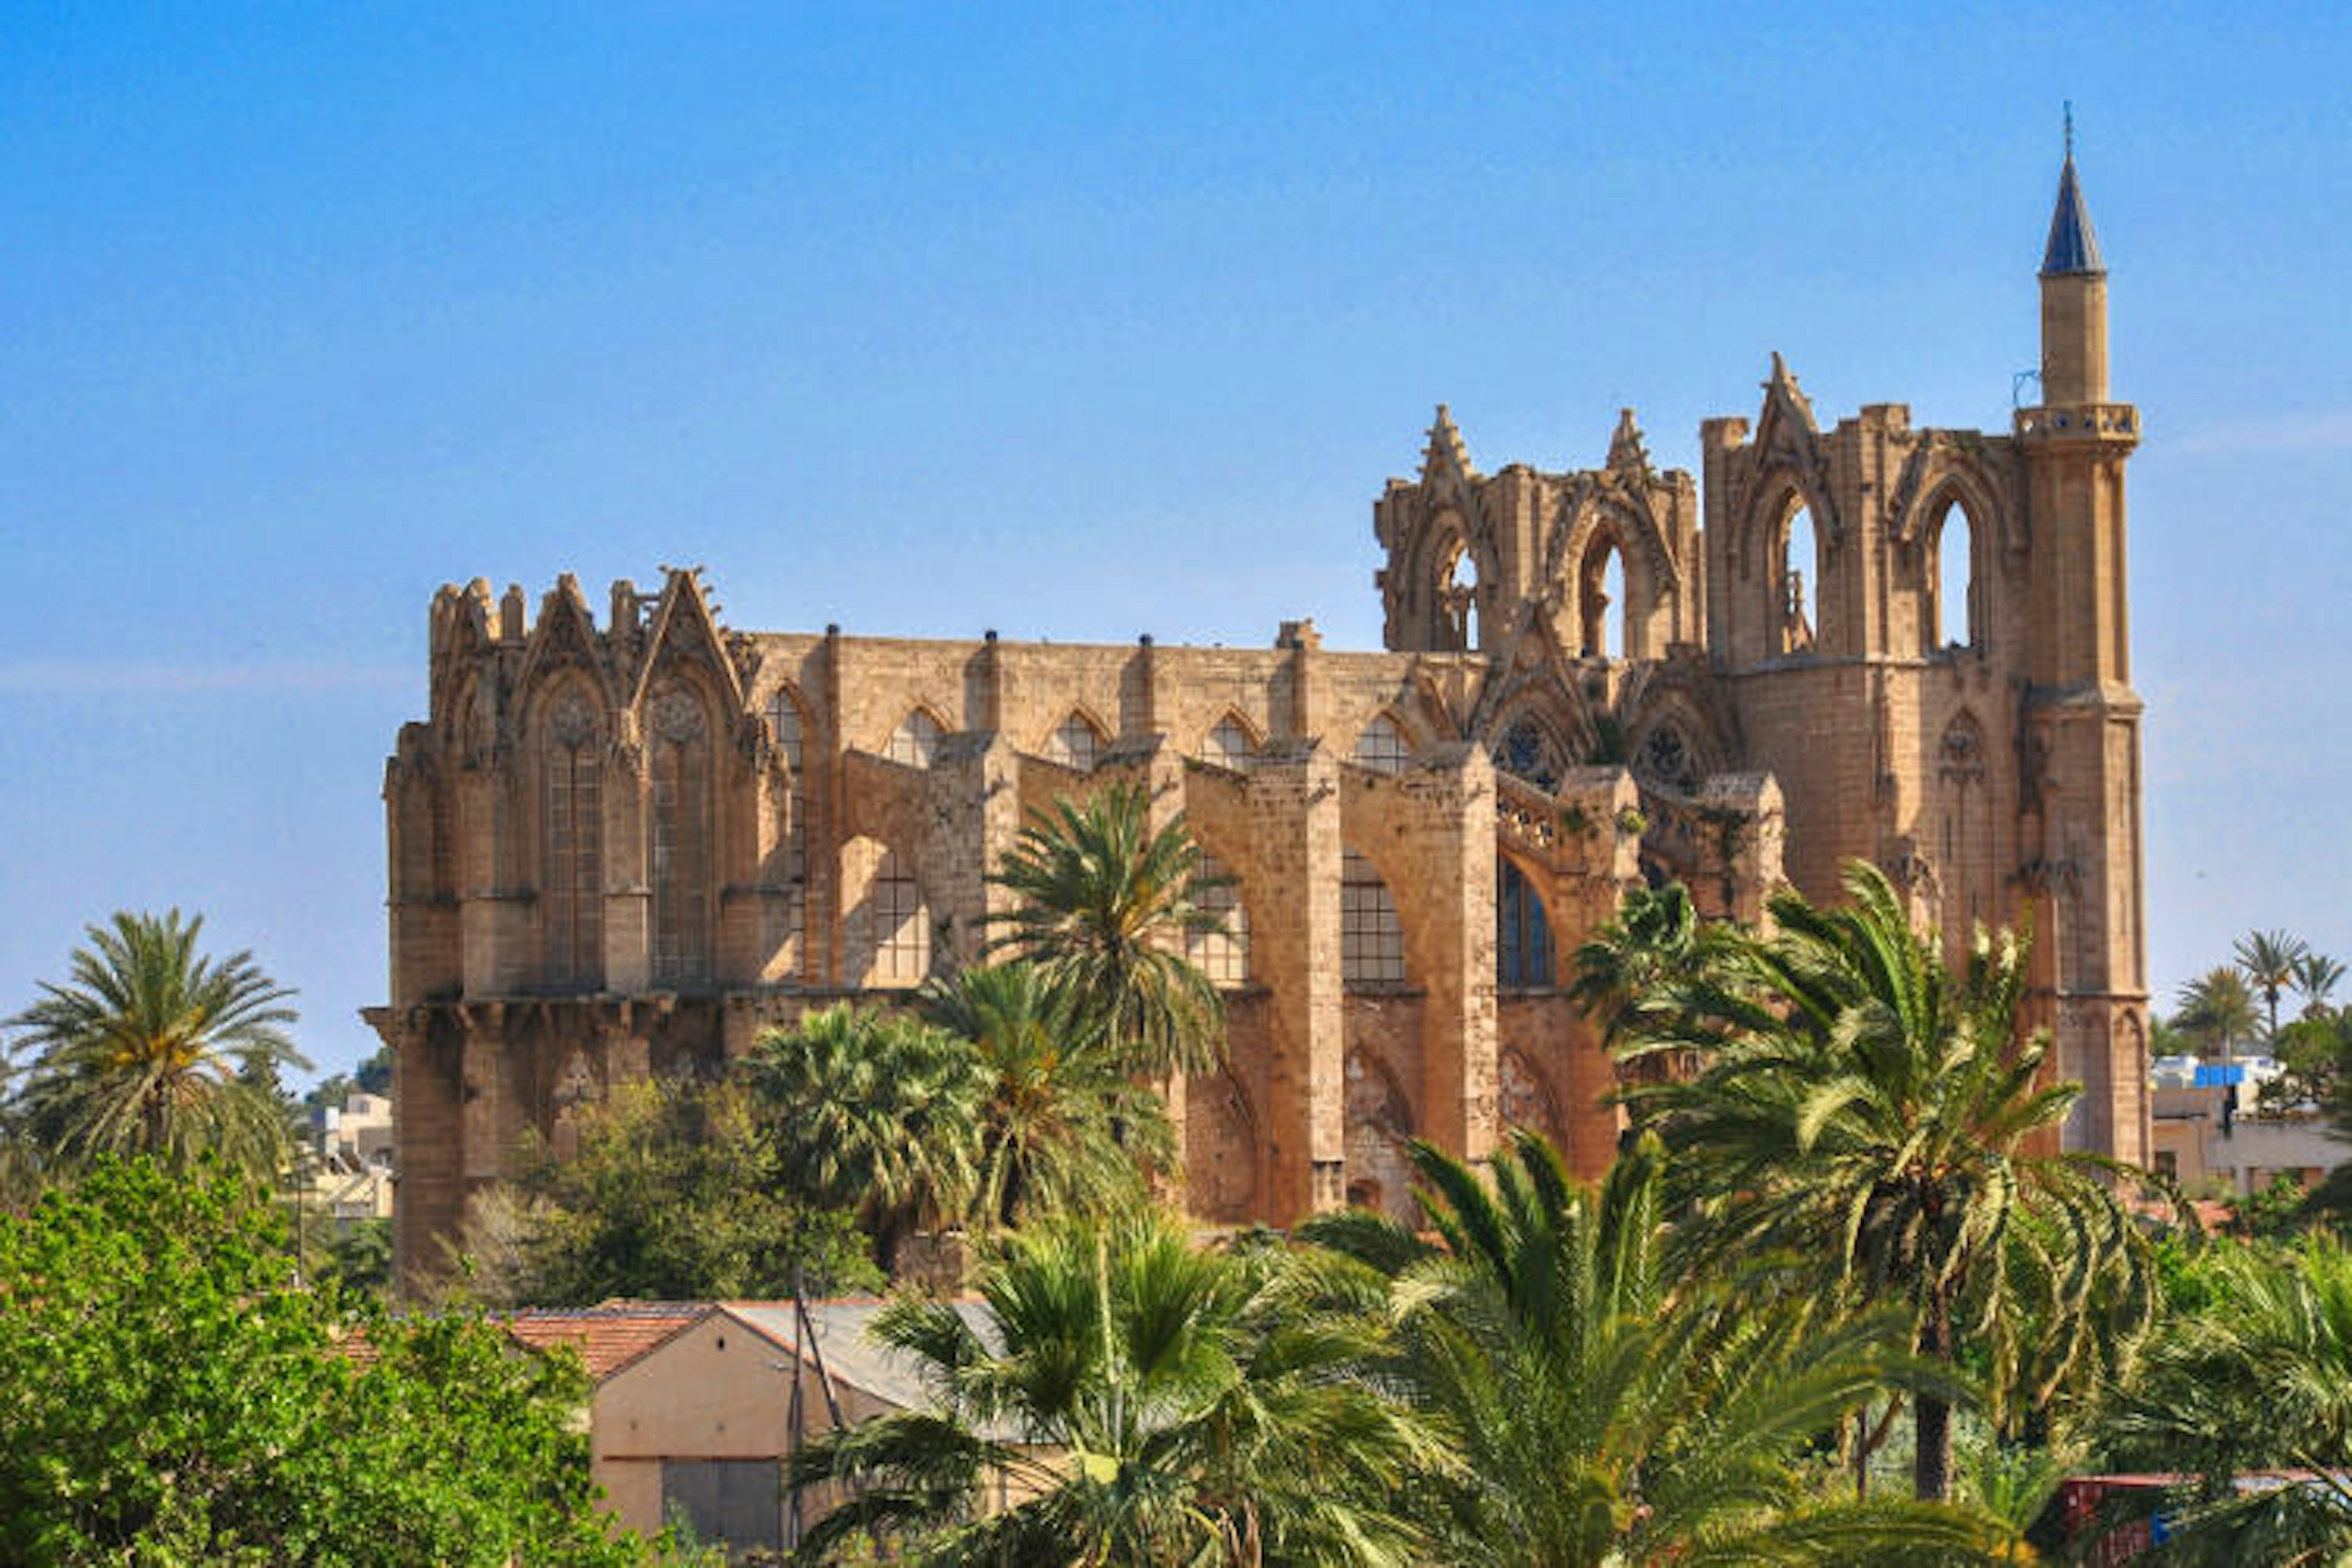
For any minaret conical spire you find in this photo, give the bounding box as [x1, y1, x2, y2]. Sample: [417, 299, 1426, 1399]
[2040, 107, 2105, 276]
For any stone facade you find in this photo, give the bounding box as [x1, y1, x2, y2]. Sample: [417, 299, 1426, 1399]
[369, 152, 2149, 1284]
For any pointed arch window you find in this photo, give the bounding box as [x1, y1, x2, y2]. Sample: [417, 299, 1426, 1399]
[1204, 717, 1257, 772]
[870, 847, 929, 986]
[543, 693, 603, 990]
[1342, 850, 1406, 986]
[649, 686, 714, 987]
[1187, 853, 1250, 988]
[1931, 499, 1980, 652]
[886, 709, 944, 768]
[1579, 532, 1630, 660]
[1446, 545, 1480, 651]
[1354, 715, 1410, 775]
[766, 690, 809, 954]
[1776, 499, 1822, 655]
[1497, 858, 1553, 987]
[1044, 712, 1104, 771]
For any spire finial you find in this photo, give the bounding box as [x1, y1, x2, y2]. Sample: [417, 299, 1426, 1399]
[2064, 100, 2075, 159]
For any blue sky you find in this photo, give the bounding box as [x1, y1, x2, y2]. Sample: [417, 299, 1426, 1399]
[4, 4, 2349, 1080]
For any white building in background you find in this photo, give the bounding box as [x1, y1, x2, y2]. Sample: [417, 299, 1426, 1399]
[307, 1089, 395, 1234]
[2149, 1081, 2348, 1197]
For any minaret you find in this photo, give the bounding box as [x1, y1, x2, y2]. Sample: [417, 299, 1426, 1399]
[2038, 116, 2109, 404]
[2022, 119, 2135, 693]
[2016, 118, 2149, 1161]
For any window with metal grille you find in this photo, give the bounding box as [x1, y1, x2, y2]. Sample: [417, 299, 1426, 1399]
[871, 848, 928, 986]
[766, 692, 808, 954]
[543, 711, 603, 989]
[1354, 715, 1409, 774]
[1342, 850, 1405, 984]
[649, 690, 712, 987]
[1045, 712, 1102, 771]
[1205, 717, 1256, 771]
[1497, 857, 1553, 987]
[1188, 854, 1248, 987]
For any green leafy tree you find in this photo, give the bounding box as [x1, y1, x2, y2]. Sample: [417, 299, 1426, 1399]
[2271, 1009, 2352, 1225]
[790, 1207, 1428, 1565]
[1303, 1130, 2007, 1566]
[327, 1215, 396, 1295]
[2236, 929, 2312, 1046]
[2174, 966, 2260, 1063]
[505, 1077, 875, 1306]
[6, 910, 308, 1178]
[2263, 1008, 2351, 1114]
[1619, 861, 2161, 1502]
[920, 962, 1167, 1231]
[302, 1071, 355, 1119]
[986, 782, 1231, 1078]
[353, 1042, 394, 1097]
[0, 1157, 648, 1565]
[743, 1005, 982, 1267]
[2105, 1232, 2352, 1562]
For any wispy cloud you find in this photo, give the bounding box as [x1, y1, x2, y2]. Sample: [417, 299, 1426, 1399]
[2175, 410, 2352, 455]
[0, 660, 411, 696]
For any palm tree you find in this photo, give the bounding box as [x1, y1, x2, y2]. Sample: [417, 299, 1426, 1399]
[7, 910, 306, 1178]
[788, 1207, 1428, 1565]
[2105, 1232, 2352, 1561]
[2236, 929, 2311, 1046]
[986, 782, 1231, 1078]
[1618, 861, 2160, 1502]
[1566, 882, 1728, 1047]
[919, 962, 1168, 1232]
[2294, 951, 2346, 1020]
[2175, 967, 2261, 1065]
[741, 1005, 981, 1268]
[1301, 1130, 2006, 1564]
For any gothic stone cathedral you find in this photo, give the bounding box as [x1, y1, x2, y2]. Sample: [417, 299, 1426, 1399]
[371, 152, 2148, 1283]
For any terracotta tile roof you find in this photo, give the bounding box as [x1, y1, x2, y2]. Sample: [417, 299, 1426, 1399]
[505, 1302, 712, 1379]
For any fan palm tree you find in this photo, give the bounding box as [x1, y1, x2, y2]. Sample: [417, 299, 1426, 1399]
[788, 1207, 1428, 1565]
[1301, 1129, 2007, 1564]
[986, 783, 1231, 1078]
[920, 962, 1168, 1232]
[7, 910, 306, 1178]
[2294, 951, 2346, 1021]
[1618, 861, 2160, 1502]
[2236, 929, 2311, 1046]
[742, 1005, 981, 1268]
[2105, 1232, 2352, 1562]
[2175, 967, 2261, 1065]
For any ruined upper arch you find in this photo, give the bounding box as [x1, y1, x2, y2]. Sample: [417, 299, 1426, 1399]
[1552, 492, 1680, 662]
[1403, 511, 1495, 654]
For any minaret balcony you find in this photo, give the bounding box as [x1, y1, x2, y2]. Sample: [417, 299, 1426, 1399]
[2014, 402, 2140, 447]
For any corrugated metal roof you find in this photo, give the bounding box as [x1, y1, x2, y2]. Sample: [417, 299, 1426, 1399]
[725, 1298, 1025, 1441]
[2041, 156, 2105, 277]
